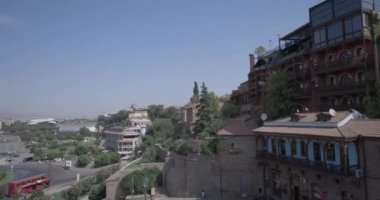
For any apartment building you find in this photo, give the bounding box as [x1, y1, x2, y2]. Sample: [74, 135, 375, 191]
[103, 126, 142, 157]
[235, 0, 380, 115]
[253, 110, 380, 200]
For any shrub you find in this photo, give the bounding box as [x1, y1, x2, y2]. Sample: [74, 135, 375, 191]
[74, 145, 89, 156]
[121, 167, 161, 195]
[88, 184, 106, 200]
[94, 152, 120, 167]
[77, 155, 91, 167]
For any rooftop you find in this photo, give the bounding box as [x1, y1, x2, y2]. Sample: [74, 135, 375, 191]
[217, 118, 257, 136]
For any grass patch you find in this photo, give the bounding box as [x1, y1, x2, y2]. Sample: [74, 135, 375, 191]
[0, 172, 15, 185]
[126, 159, 142, 170]
[50, 191, 65, 200]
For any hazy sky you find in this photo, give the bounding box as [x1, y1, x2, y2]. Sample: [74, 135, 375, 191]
[0, 0, 321, 119]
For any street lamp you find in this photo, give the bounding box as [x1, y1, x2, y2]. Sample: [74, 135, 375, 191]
[143, 177, 149, 200]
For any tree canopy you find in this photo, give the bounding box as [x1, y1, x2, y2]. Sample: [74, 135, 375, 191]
[262, 71, 295, 120]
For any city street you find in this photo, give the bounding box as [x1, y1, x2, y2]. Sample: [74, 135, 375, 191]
[0, 161, 98, 186]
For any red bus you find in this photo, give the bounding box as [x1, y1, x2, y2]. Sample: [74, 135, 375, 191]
[8, 174, 50, 196]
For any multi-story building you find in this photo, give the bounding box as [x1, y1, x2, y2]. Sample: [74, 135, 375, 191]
[179, 97, 199, 134]
[253, 109, 380, 200]
[309, 0, 380, 112]
[103, 126, 142, 157]
[246, 0, 380, 114]
[230, 81, 252, 116]
[128, 108, 149, 119]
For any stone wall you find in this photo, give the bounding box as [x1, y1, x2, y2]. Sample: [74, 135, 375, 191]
[163, 136, 260, 200]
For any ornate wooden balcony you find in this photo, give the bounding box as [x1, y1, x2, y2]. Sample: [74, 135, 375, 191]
[256, 150, 358, 176]
[314, 55, 373, 74]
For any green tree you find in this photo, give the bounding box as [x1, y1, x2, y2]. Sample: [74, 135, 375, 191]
[262, 71, 295, 120]
[194, 83, 220, 137]
[74, 145, 89, 156]
[121, 167, 161, 195]
[88, 184, 106, 200]
[365, 82, 380, 118]
[151, 118, 175, 141]
[221, 103, 240, 119]
[255, 46, 266, 58]
[28, 189, 48, 200]
[77, 155, 91, 167]
[33, 148, 47, 161]
[147, 105, 165, 121]
[0, 185, 6, 199]
[193, 81, 199, 97]
[62, 185, 81, 200]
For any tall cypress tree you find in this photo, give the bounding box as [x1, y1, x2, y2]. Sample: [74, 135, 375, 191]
[193, 81, 199, 97]
[194, 83, 220, 137]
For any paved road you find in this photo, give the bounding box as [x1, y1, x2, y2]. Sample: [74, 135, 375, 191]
[0, 161, 98, 186]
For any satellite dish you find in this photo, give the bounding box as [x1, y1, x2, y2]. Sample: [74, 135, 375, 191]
[329, 108, 336, 117]
[260, 113, 268, 121]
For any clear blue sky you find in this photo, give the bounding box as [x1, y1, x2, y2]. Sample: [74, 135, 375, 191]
[0, 0, 321, 119]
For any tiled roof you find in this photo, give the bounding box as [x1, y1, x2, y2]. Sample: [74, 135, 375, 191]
[339, 120, 380, 138]
[217, 118, 257, 136]
[276, 111, 350, 123]
[254, 126, 343, 138]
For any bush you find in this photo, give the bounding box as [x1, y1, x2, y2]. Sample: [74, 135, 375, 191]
[94, 152, 120, 167]
[121, 167, 161, 195]
[74, 145, 89, 156]
[62, 185, 81, 200]
[88, 184, 106, 200]
[77, 155, 91, 167]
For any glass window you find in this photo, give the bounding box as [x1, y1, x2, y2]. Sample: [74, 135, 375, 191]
[328, 22, 343, 44]
[363, 13, 370, 27]
[280, 139, 286, 156]
[300, 141, 306, 157]
[326, 143, 336, 161]
[291, 140, 297, 156]
[314, 28, 327, 48]
[313, 142, 321, 161]
[345, 15, 363, 39]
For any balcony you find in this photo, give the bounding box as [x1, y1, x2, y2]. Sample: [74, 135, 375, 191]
[314, 81, 374, 96]
[314, 55, 373, 74]
[294, 68, 311, 79]
[257, 150, 357, 176]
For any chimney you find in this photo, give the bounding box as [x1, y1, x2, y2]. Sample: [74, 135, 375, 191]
[249, 54, 256, 70]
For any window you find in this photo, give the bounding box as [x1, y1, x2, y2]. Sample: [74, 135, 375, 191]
[328, 22, 343, 44]
[341, 96, 353, 105]
[300, 141, 306, 157]
[331, 97, 339, 106]
[339, 50, 351, 62]
[355, 47, 363, 56]
[326, 54, 335, 63]
[313, 142, 321, 161]
[291, 140, 297, 156]
[356, 71, 365, 82]
[272, 140, 277, 154]
[326, 143, 336, 161]
[314, 28, 327, 48]
[356, 95, 365, 104]
[279, 139, 286, 156]
[339, 74, 352, 85]
[328, 76, 337, 86]
[345, 15, 363, 39]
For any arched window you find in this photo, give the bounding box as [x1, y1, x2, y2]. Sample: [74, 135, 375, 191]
[328, 75, 337, 86]
[356, 95, 365, 104]
[300, 141, 307, 157]
[279, 139, 286, 156]
[341, 96, 353, 105]
[326, 143, 336, 161]
[339, 50, 351, 62]
[330, 97, 338, 106]
[356, 71, 365, 82]
[355, 46, 364, 57]
[339, 74, 352, 85]
[291, 140, 297, 156]
[326, 54, 335, 63]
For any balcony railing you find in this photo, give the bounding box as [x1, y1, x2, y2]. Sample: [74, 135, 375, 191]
[256, 150, 358, 176]
[314, 55, 373, 74]
[314, 81, 374, 96]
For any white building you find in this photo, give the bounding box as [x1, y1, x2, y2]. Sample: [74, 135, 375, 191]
[103, 127, 142, 157]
